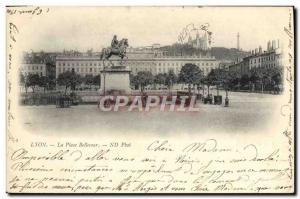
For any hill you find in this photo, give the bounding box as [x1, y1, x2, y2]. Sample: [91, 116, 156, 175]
[210, 47, 250, 61]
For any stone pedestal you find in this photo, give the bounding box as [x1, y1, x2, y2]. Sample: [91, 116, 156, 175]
[100, 65, 131, 95]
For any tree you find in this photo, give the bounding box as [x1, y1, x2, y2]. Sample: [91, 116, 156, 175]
[57, 71, 81, 94]
[154, 73, 167, 89]
[213, 68, 228, 96]
[218, 70, 232, 100]
[27, 73, 40, 93]
[268, 67, 283, 93]
[19, 72, 31, 93]
[130, 74, 139, 90]
[250, 67, 283, 93]
[272, 72, 282, 87]
[240, 74, 250, 90]
[93, 75, 101, 88]
[166, 70, 177, 91]
[178, 63, 202, 95]
[272, 71, 282, 94]
[47, 74, 56, 91]
[136, 71, 154, 93]
[85, 74, 94, 90]
[39, 76, 50, 93]
[262, 73, 272, 92]
[204, 69, 217, 96]
[228, 72, 241, 91]
[70, 69, 81, 91]
[19, 72, 28, 93]
[46, 63, 57, 89]
[19, 72, 25, 85]
[249, 70, 259, 82]
[249, 70, 259, 91]
[250, 69, 266, 92]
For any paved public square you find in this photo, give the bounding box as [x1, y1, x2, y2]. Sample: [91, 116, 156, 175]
[19, 91, 283, 137]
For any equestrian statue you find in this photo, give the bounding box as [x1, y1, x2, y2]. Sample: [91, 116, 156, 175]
[100, 35, 129, 66]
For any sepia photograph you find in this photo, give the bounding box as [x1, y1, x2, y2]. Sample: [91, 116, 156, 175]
[6, 6, 295, 194]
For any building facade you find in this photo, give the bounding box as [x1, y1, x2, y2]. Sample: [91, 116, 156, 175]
[55, 47, 220, 78]
[249, 49, 282, 70]
[20, 63, 47, 77]
[229, 61, 242, 74]
[219, 61, 234, 71]
[229, 39, 282, 76]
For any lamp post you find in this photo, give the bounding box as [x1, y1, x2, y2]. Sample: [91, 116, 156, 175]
[103, 66, 106, 96]
[224, 83, 229, 107]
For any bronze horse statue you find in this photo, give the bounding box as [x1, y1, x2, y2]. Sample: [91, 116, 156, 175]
[100, 38, 129, 66]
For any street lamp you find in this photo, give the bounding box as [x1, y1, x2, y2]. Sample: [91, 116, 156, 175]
[100, 54, 108, 96]
[224, 83, 229, 107]
[103, 66, 106, 96]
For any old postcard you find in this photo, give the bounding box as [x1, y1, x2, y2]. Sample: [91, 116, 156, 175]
[6, 6, 295, 194]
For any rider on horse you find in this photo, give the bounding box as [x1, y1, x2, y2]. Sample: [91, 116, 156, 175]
[100, 35, 128, 64]
[111, 35, 119, 51]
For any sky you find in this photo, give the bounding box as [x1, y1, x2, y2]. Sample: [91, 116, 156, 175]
[10, 6, 292, 52]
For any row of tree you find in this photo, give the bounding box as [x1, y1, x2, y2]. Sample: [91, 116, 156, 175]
[20, 71, 101, 94]
[56, 72, 100, 93]
[129, 63, 214, 95]
[130, 70, 178, 92]
[221, 67, 283, 93]
[20, 73, 56, 93]
[129, 63, 283, 95]
[20, 63, 283, 95]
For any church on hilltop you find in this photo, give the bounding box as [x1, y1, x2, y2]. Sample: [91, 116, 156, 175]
[187, 31, 210, 51]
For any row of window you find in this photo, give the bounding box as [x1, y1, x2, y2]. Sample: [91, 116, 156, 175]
[58, 67, 101, 73]
[250, 54, 277, 64]
[22, 72, 44, 76]
[132, 67, 215, 74]
[57, 65, 217, 75]
[58, 62, 100, 67]
[251, 63, 278, 69]
[22, 65, 45, 71]
[57, 61, 217, 67]
[250, 61, 277, 67]
[157, 62, 215, 67]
